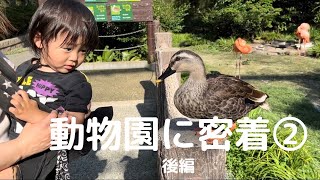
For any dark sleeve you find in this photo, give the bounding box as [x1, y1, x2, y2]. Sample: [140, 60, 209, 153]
[16, 60, 31, 76]
[65, 81, 92, 113]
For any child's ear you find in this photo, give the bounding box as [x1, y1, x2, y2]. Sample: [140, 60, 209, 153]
[34, 32, 43, 48]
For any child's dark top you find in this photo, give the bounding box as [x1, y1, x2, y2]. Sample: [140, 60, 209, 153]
[16, 60, 92, 113]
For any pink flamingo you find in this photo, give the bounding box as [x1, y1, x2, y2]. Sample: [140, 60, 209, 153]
[295, 23, 311, 56]
[233, 38, 252, 79]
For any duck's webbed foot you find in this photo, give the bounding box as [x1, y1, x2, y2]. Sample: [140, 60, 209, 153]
[230, 122, 237, 132]
[194, 128, 224, 144]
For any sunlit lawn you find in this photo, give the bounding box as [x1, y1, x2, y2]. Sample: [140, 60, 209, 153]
[187, 48, 320, 179]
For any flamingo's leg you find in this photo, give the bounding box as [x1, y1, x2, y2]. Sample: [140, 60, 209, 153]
[303, 39, 306, 56]
[235, 53, 239, 78]
[297, 38, 301, 56]
[238, 54, 242, 79]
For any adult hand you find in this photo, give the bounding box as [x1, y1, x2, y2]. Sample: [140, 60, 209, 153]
[16, 110, 57, 159]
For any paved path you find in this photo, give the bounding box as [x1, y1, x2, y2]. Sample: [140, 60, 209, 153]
[70, 100, 157, 179]
[5, 49, 158, 179]
[5, 48, 34, 66]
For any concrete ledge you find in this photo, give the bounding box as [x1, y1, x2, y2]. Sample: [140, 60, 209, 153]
[78, 61, 156, 71]
[4, 47, 157, 71]
[0, 35, 27, 52]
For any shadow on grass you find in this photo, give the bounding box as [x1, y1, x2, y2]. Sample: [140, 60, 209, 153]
[242, 70, 320, 130]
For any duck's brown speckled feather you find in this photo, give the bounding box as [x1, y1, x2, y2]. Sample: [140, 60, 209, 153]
[205, 74, 264, 120]
[174, 73, 266, 121]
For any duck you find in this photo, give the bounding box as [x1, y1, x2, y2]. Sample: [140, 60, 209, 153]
[157, 50, 268, 125]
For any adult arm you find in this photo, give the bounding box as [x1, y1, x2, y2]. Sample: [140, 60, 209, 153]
[0, 111, 57, 171]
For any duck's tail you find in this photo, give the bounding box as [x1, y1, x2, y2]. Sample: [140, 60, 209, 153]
[248, 89, 268, 103]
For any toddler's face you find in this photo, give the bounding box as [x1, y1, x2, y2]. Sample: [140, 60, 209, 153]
[36, 32, 87, 73]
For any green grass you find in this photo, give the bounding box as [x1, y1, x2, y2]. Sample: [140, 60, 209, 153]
[227, 85, 320, 179]
[208, 53, 320, 179]
[178, 42, 320, 179]
[172, 33, 208, 47]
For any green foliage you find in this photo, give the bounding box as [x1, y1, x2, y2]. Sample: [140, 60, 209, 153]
[313, 3, 320, 24]
[121, 49, 142, 61]
[212, 37, 235, 52]
[172, 33, 208, 47]
[188, 37, 236, 53]
[228, 109, 319, 179]
[226, 82, 320, 179]
[307, 42, 320, 58]
[101, 46, 116, 62]
[166, 0, 320, 39]
[153, 0, 190, 32]
[97, 22, 147, 60]
[310, 28, 320, 42]
[257, 31, 296, 42]
[273, 0, 319, 31]
[199, 0, 281, 39]
[85, 52, 97, 62]
[173, 34, 235, 53]
[4, 3, 37, 36]
[85, 46, 142, 62]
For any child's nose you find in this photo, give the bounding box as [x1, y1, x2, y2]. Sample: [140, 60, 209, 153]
[69, 51, 79, 61]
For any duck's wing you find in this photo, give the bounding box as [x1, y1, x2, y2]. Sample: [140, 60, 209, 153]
[206, 74, 268, 103]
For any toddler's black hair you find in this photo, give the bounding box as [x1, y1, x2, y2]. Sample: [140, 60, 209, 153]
[28, 0, 99, 55]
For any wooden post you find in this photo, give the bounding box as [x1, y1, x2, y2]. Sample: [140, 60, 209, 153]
[147, 21, 155, 63]
[155, 32, 172, 49]
[155, 48, 181, 128]
[155, 32, 180, 127]
[154, 19, 161, 33]
[158, 119, 227, 179]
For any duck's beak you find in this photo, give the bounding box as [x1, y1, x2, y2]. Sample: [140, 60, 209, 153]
[156, 67, 176, 83]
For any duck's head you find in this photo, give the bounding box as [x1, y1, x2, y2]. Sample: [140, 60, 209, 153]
[157, 50, 205, 82]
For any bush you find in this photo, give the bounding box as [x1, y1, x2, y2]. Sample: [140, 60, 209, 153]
[310, 28, 320, 42]
[96, 22, 147, 60]
[4, 3, 37, 36]
[153, 0, 190, 33]
[307, 42, 320, 58]
[201, 0, 281, 40]
[172, 33, 207, 47]
[273, 0, 319, 31]
[85, 45, 143, 62]
[213, 37, 236, 52]
[257, 31, 296, 43]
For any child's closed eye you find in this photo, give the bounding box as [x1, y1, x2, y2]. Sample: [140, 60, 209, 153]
[80, 49, 88, 53]
[64, 47, 73, 52]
